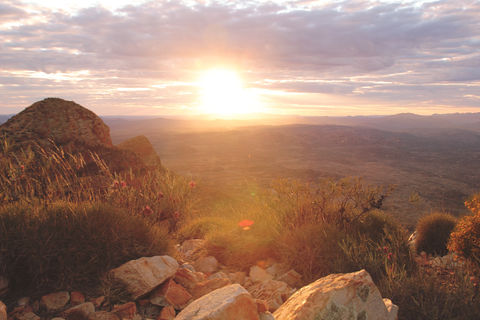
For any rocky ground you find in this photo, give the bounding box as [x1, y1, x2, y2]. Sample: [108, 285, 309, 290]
[0, 239, 399, 320]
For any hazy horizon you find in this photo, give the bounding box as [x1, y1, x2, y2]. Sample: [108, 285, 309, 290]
[1, 0, 479, 117]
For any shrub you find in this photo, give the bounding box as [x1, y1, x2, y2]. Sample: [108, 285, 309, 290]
[379, 270, 480, 320]
[415, 212, 457, 256]
[0, 201, 172, 297]
[274, 223, 346, 283]
[448, 194, 480, 267]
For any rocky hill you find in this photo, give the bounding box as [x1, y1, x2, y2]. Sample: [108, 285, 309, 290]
[0, 98, 161, 173]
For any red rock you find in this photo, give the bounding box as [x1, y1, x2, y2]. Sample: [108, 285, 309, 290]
[157, 306, 175, 320]
[151, 280, 191, 309]
[112, 302, 136, 319]
[70, 292, 86, 305]
[191, 278, 232, 300]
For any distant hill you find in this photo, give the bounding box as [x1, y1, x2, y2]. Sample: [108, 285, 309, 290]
[103, 112, 480, 145]
[108, 122, 480, 226]
[0, 98, 161, 173]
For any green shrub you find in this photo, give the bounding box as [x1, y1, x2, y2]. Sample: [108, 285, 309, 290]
[274, 223, 347, 283]
[0, 201, 172, 297]
[448, 194, 480, 267]
[415, 212, 457, 255]
[379, 270, 480, 320]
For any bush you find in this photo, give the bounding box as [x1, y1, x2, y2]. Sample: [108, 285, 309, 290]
[380, 270, 480, 320]
[0, 201, 172, 297]
[415, 212, 457, 256]
[449, 194, 480, 267]
[274, 223, 346, 283]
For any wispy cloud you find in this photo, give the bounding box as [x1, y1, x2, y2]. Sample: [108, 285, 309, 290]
[0, 0, 479, 115]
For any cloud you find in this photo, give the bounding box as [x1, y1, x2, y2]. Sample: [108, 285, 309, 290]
[0, 0, 479, 115]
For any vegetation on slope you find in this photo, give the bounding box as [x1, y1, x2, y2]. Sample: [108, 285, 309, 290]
[1, 137, 480, 319]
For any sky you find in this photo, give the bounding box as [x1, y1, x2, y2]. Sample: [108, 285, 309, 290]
[0, 0, 479, 116]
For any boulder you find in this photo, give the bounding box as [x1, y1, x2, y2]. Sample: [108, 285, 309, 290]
[273, 269, 396, 320]
[64, 302, 95, 319]
[0, 301, 6, 320]
[191, 278, 232, 300]
[40, 291, 70, 312]
[109, 255, 178, 299]
[175, 284, 259, 320]
[249, 266, 273, 283]
[246, 279, 293, 312]
[194, 256, 219, 274]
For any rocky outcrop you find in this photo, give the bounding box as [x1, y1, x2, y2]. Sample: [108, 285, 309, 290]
[117, 135, 161, 168]
[0, 98, 112, 148]
[0, 98, 159, 173]
[273, 269, 397, 320]
[175, 284, 260, 320]
[110, 256, 179, 300]
[2, 249, 398, 320]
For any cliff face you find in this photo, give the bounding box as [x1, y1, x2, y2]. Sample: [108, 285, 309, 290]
[0, 98, 112, 148]
[0, 98, 161, 173]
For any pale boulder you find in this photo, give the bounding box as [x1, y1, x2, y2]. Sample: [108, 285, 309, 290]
[109, 256, 178, 299]
[274, 269, 394, 320]
[175, 284, 259, 320]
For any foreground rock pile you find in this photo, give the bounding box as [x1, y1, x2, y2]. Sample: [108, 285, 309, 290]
[0, 239, 398, 320]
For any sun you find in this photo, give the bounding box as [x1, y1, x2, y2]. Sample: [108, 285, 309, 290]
[198, 69, 261, 117]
